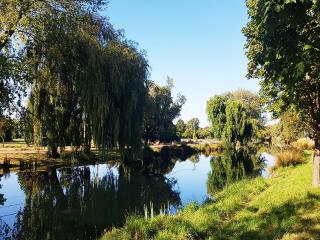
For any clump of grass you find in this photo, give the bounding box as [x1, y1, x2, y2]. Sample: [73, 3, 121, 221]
[275, 148, 305, 168]
[291, 138, 315, 150]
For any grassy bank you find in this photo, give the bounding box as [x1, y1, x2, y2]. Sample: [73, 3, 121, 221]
[102, 151, 320, 240]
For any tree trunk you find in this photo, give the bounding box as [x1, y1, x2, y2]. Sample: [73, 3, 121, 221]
[48, 145, 59, 158]
[313, 137, 320, 187]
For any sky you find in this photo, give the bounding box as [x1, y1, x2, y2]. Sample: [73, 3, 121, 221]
[103, 1, 260, 127]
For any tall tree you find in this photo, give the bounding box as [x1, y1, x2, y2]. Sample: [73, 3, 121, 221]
[1, 0, 149, 158]
[175, 119, 186, 138]
[0, 0, 106, 116]
[243, 0, 320, 185]
[144, 78, 186, 143]
[27, 17, 148, 157]
[223, 99, 253, 144]
[206, 90, 263, 144]
[206, 95, 227, 139]
[183, 118, 200, 139]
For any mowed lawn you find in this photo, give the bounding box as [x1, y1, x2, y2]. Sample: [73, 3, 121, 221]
[103, 151, 320, 240]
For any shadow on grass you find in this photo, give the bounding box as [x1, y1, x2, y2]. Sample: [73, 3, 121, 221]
[211, 192, 320, 240]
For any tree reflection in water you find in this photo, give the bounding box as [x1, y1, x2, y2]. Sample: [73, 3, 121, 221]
[0, 175, 10, 240]
[1, 164, 181, 240]
[207, 145, 264, 196]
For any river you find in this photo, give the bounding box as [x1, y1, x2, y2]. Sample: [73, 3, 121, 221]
[0, 149, 274, 240]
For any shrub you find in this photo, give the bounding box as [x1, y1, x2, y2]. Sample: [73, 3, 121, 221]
[275, 149, 305, 168]
[291, 138, 314, 150]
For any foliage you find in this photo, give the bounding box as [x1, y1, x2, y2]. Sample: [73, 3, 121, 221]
[207, 90, 264, 143]
[1, 0, 149, 157]
[144, 78, 186, 143]
[0, 117, 15, 142]
[186, 118, 200, 133]
[223, 99, 253, 144]
[207, 89, 263, 140]
[196, 127, 212, 139]
[243, 0, 320, 146]
[206, 95, 226, 139]
[266, 109, 313, 145]
[175, 119, 186, 138]
[182, 118, 200, 139]
[206, 90, 263, 144]
[0, 0, 107, 116]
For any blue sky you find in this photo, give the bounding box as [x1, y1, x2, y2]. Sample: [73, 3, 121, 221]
[103, 1, 259, 127]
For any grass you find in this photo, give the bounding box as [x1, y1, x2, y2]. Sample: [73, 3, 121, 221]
[102, 150, 320, 240]
[291, 138, 315, 150]
[275, 148, 305, 168]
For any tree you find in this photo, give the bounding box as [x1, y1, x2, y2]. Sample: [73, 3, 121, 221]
[1, 1, 149, 158]
[0, 117, 14, 145]
[187, 118, 200, 139]
[0, 0, 106, 117]
[186, 118, 200, 132]
[206, 90, 263, 144]
[144, 78, 186, 143]
[197, 127, 212, 139]
[243, 0, 320, 185]
[266, 109, 313, 145]
[182, 118, 200, 139]
[223, 99, 253, 144]
[175, 119, 186, 138]
[206, 95, 227, 139]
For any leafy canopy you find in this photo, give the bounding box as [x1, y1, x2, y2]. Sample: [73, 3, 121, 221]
[243, 0, 320, 140]
[206, 90, 263, 143]
[144, 78, 186, 143]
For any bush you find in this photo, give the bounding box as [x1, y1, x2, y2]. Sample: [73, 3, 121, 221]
[275, 149, 305, 168]
[291, 138, 314, 150]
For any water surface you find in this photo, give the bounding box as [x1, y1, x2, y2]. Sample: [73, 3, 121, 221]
[0, 150, 270, 240]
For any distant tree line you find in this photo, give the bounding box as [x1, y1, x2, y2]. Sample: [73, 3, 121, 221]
[175, 118, 212, 140]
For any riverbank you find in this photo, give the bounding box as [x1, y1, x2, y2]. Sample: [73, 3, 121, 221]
[102, 150, 320, 240]
[0, 139, 222, 169]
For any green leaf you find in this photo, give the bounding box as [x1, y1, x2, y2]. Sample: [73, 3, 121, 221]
[295, 62, 305, 75]
[303, 44, 313, 51]
[275, 4, 282, 13]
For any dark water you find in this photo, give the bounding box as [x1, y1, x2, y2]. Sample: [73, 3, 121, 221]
[0, 149, 272, 240]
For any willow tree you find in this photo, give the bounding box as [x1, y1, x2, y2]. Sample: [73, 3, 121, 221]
[206, 95, 227, 139]
[26, 13, 148, 157]
[223, 99, 253, 144]
[0, 0, 106, 116]
[206, 90, 263, 144]
[1, 0, 148, 157]
[243, 0, 320, 185]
